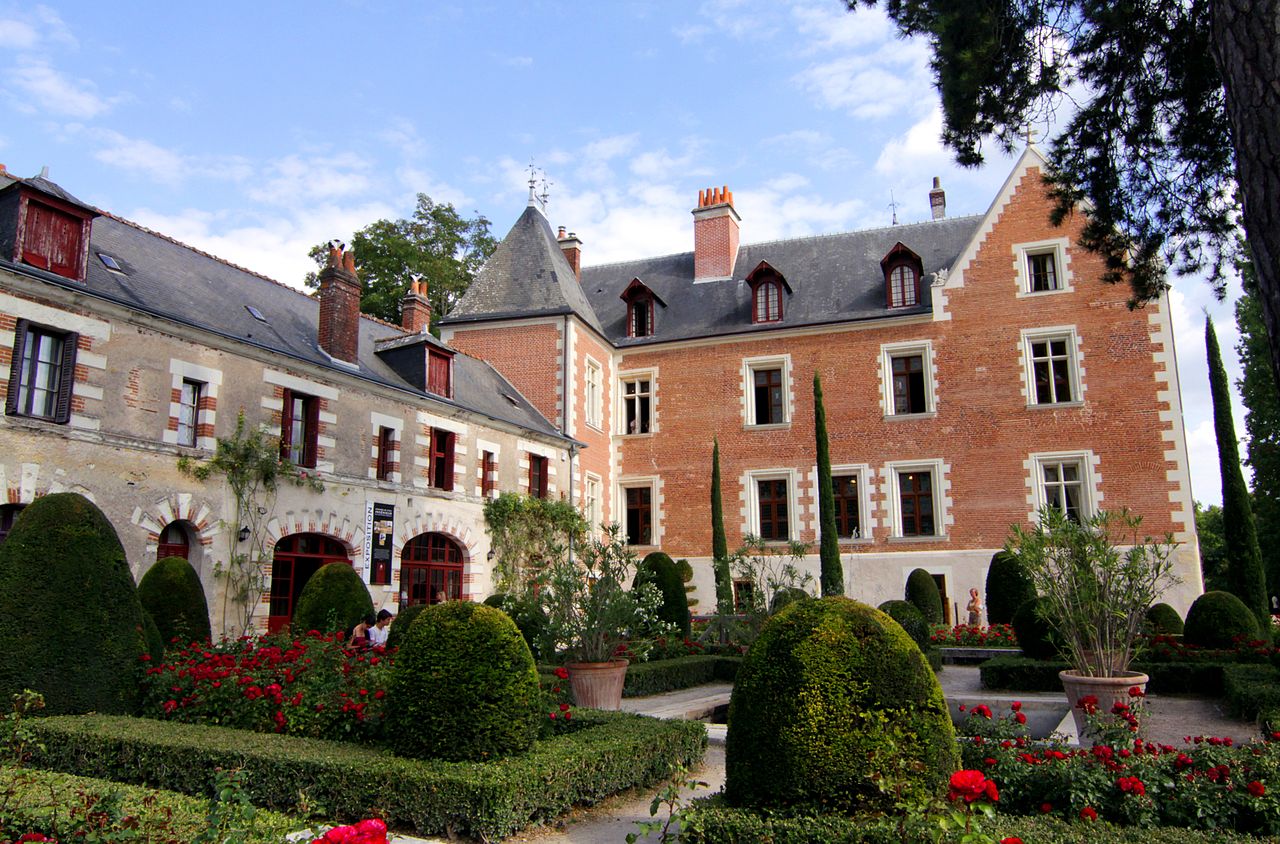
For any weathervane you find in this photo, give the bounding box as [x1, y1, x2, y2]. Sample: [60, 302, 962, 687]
[526, 162, 539, 207]
[539, 176, 552, 210]
[888, 190, 900, 226]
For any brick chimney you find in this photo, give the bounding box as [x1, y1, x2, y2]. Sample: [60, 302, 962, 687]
[693, 185, 740, 280]
[317, 243, 362, 363]
[401, 278, 432, 334]
[929, 177, 946, 220]
[557, 225, 583, 282]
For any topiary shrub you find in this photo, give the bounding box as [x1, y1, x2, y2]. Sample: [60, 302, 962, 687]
[291, 562, 373, 636]
[1184, 591, 1261, 648]
[1145, 602, 1185, 635]
[634, 551, 691, 637]
[676, 558, 697, 609]
[0, 493, 147, 715]
[877, 599, 931, 652]
[483, 593, 548, 661]
[984, 550, 1037, 625]
[140, 609, 165, 663]
[1012, 596, 1062, 661]
[385, 603, 426, 650]
[770, 586, 810, 615]
[725, 597, 958, 813]
[385, 601, 541, 761]
[137, 556, 211, 646]
[483, 593, 508, 608]
[905, 568, 944, 625]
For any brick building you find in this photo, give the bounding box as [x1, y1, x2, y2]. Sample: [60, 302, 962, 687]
[0, 166, 573, 637]
[440, 148, 1202, 617]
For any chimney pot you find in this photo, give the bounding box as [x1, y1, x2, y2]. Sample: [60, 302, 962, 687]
[401, 277, 432, 334]
[692, 183, 741, 280]
[557, 225, 566, 238]
[929, 177, 946, 220]
[318, 246, 362, 362]
[558, 228, 583, 283]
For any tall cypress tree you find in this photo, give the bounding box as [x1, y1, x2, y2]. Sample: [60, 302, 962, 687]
[814, 372, 844, 596]
[710, 438, 732, 612]
[1207, 316, 1269, 626]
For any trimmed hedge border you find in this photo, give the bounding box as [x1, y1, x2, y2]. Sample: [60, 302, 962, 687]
[1223, 664, 1280, 721]
[26, 712, 706, 841]
[680, 800, 1267, 843]
[979, 655, 1235, 696]
[623, 656, 742, 697]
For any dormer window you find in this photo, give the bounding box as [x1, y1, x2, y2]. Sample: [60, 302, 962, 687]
[881, 243, 924, 309]
[745, 261, 791, 325]
[620, 278, 666, 339]
[8, 190, 94, 283]
[427, 349, 453, 398]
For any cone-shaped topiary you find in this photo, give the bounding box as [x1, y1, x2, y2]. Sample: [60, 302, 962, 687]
[141, 609, 165, 663]
[0, 493, 147, 715]
[137, 556, 211, 646]
[291, 562, 373, 636]
[905, 568, 944, 625]
[385, 601, 541, 761]
[634, 551, 691, 637]
[1184, 590, 1262, 648]
[725, 597, 958, 813]
[1012, 596, 1062, 661]
[877, 599, 932, 652]
[984, 550, 1036, 625]
[1145, 602, 1185, 635]
[385, 603, 426, 650]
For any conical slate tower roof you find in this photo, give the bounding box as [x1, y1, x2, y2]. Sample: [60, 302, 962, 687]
[441, 204, 603, 334]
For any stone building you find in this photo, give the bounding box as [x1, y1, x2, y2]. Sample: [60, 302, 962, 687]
[0, 166, 572, 637]
[440, 147, 1202, 617]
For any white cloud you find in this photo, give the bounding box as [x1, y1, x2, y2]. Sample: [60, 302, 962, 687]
[8, 58, 115, 119]
[795, 45, 934, 119]
[0, 18, 38, 49]
[875, 107, 950, 177]
[791, 2, 894, 52]
[92, 130, 188, 185]
[247, 153, 374, 207]
[0, 4, 76, 50]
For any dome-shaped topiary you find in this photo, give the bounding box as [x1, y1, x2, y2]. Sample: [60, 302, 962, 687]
[984, 551, 1037, 625]
[770, 586, 811, 615]
[725, 597, 958, 813]
[905, 568, 944, 625]
[1012, 596, 1062, 660]
[137, 556, 211, 646]
[483, 593, 508, 608]
[140, 609, 165, 663]
[1145, 602, 1185, 635]
[385, 603, 426, 650]
[483, 593, 549, 661]
[385, 601, 541, 761]
[0, 493, 147, 715]
[291, 562, 373, 636]
[634, 551, 691, 637]
[1184, 591, 1261, 648]
[877, 599, 931, 652]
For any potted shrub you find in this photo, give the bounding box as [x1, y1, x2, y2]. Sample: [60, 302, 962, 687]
[1008, 507, 1179, 740]
[538, 524, 664, 709]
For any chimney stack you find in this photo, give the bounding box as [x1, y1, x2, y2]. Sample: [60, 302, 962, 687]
[317, 243, 362, 363]
[401, 278, 432, 334]
[929, 177, 946, 220]
[692, 184, 740, 281]
[557, 226, 583, 282]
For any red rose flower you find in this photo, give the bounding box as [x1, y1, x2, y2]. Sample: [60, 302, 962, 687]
[948, 770, 996, 804]
[1015, 711, 1027, 725]
[1039, 802, 1053, 813]
[554, 666, 570, 679]
[1128, 685, 1145, 697]
[1080, 806, 1098, 821]
[1249, 780, 1266, 797]
[1001, 838, 1024, 844]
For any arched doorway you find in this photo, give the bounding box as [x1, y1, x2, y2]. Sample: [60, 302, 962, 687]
[158, 521, 192, 561]
[400, 532, 464, 606]
[0, 503, 26, 544]
[268, 533, 350, 633]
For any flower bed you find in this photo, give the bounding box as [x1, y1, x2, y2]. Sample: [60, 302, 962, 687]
[932, 623, 1019, 649]
[25, 711, 706, 841]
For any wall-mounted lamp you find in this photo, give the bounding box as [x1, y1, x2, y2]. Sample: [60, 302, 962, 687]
[487, 549, 496, 562]
[237, 526, 251, 543]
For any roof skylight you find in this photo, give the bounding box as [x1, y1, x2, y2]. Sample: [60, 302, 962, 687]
[245, 305, 268, 322]
[97, 253, 124, 272]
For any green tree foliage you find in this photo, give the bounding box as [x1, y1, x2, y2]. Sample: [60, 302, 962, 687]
[725, 597, 957, 813]
[1196, 501, 1230, 593]
[485, 592, 549, 661]
[483, 492, 586, 594]
[1207, 317, 1269, 625]
[984, 550, 1037, 625]
[905, 568, 944, 625]
[385, 601, 540, 762]
[1235, 269, 1280, 601]
[1013, 596, 1063, 661]
[1184, 590, 1262, 648]
[137, 556, 211, 646]
[306, 194, 496, 325]
[0, 493, 146, 715]
[710, 438, 732, 612]
[852, 0, 1280, 393]
[813, 373, 844, 597]
[291, 562, 374, 635]
[634, 551, 691, 637]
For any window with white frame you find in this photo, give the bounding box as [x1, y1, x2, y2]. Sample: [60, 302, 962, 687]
[584, 473, 602, 536]
[619, 478, 659, 546]
[1021, 327, 1081, 406]
[887, 460, 948, 539]
[880, 341, 934, 417]
[747, 469, 797, 541]
[744, 355, 791, 427]
[619, 373, 653, 435]
[830, 468, 868, 539]
[585, 357, 602, 429]
[1031, 452, 1095, 523]
[176, 379, 203, 447]
[1014, 238, 1073, 296]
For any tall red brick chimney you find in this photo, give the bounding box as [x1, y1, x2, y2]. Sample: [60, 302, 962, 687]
[317, 243, 362, 363]
[557, 226, 583, 282]
[693, 185, 740, 280]
[401, 278, 432, 334]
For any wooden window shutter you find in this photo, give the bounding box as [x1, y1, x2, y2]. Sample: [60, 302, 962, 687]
[279, 388, 294, 460]
[303, 396, 320, 468]
[5, 320, 29, 416]
[53, 331, 78, 424]
[442, 431, 456, 491]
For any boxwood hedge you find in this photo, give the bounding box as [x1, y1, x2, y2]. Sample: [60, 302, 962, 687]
[26, 712, 705, 841]
[622, 656, 742, 697]
[979, 654, 1234, 696]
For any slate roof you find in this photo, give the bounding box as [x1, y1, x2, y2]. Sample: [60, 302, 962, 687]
[0, 177, 566, 441]
[440, 204, 605, 334]
[444, 199, 982, 346]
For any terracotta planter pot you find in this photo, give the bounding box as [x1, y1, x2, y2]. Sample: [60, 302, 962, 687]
[1059, 669, 1149, 746]
[566, 659, 629, 710]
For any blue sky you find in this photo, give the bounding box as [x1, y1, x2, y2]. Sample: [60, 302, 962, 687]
[0, 0, 1249, 508]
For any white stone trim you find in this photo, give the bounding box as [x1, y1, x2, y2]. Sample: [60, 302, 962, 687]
[807, 462, 875, 540]
[0, 292, 112, 339]
[740, 467, 801, 541]
[616, 367, 658, 436]
[617, 474, 664, 548]
[1019, 325, 1086, 406]
[741, 353, 793, 428]
[878, 339, 937, 417]
[1023, 449, 1103, 523]
[262, 368, 339, 401]
[1013, 236, 1074, 297]
[584, 355, 603, 431]
[1147, 292, 1197, 542]
[416, 409, 468, 436]
[881, 459, 952, 539]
